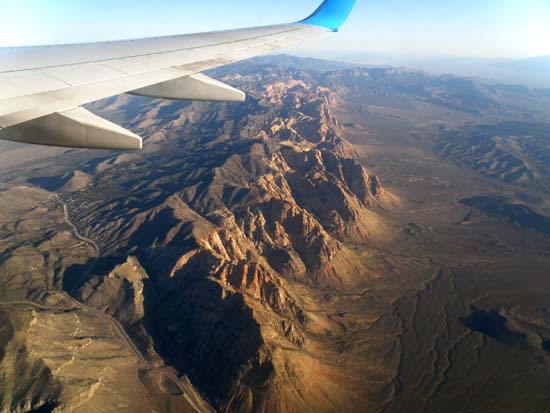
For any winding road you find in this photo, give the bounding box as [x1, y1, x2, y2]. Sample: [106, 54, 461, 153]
[63, 203, 100, 257]
[1, 293, 214, 412]
[51, 202, 216, 413]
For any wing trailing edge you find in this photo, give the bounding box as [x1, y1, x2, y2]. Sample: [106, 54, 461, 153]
[0, 107, 142, 150]
[130, 73, 246, 102]
[0, 0, 358, 150]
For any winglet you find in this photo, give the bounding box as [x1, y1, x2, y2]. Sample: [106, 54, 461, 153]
[299, 0, 357, 32]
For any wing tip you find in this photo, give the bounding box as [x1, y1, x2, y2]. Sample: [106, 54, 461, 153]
[299, 0, 357, 32]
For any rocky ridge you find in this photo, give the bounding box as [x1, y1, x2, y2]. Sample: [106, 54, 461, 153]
[67, 64, 390, 412]
[0, 60, 390, 413]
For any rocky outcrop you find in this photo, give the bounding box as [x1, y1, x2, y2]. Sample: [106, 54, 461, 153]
[228, 72, 357, 158]
[58, 171, 92, 193]
[78, 256, 149, 327]
[64, 61, 389, 413]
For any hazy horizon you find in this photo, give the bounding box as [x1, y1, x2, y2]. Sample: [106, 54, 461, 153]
[292, 50, 550, 88]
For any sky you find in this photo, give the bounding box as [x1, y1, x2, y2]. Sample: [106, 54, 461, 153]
[1, 0, 549, 58]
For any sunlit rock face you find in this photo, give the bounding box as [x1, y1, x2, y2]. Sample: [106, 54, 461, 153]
[3, 54, 550, 413]
[69, 61, 387, 412]
[0, 57, 393, 413]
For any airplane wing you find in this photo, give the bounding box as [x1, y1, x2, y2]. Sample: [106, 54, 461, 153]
[0, 0, 356, 150]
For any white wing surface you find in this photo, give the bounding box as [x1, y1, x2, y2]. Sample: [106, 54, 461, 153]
[0, 0, 356, 149]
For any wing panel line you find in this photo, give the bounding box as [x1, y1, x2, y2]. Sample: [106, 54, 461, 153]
[0, 26, 306, 74]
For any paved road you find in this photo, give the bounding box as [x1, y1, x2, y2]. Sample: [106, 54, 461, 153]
[0, 300, 73, 312]
[63, 294, 150, 366]
[0, 296, 146, 367]
[58, 202, 215, 413]
[63, 203, 101, 256]
[2, 294, 215, 412]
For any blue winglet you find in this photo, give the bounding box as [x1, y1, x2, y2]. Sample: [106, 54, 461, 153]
[299, 0, 357, 32]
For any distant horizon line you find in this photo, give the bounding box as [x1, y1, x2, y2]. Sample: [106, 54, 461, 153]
[270, 53, 550, 89]
[294, 50, 550, 62]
